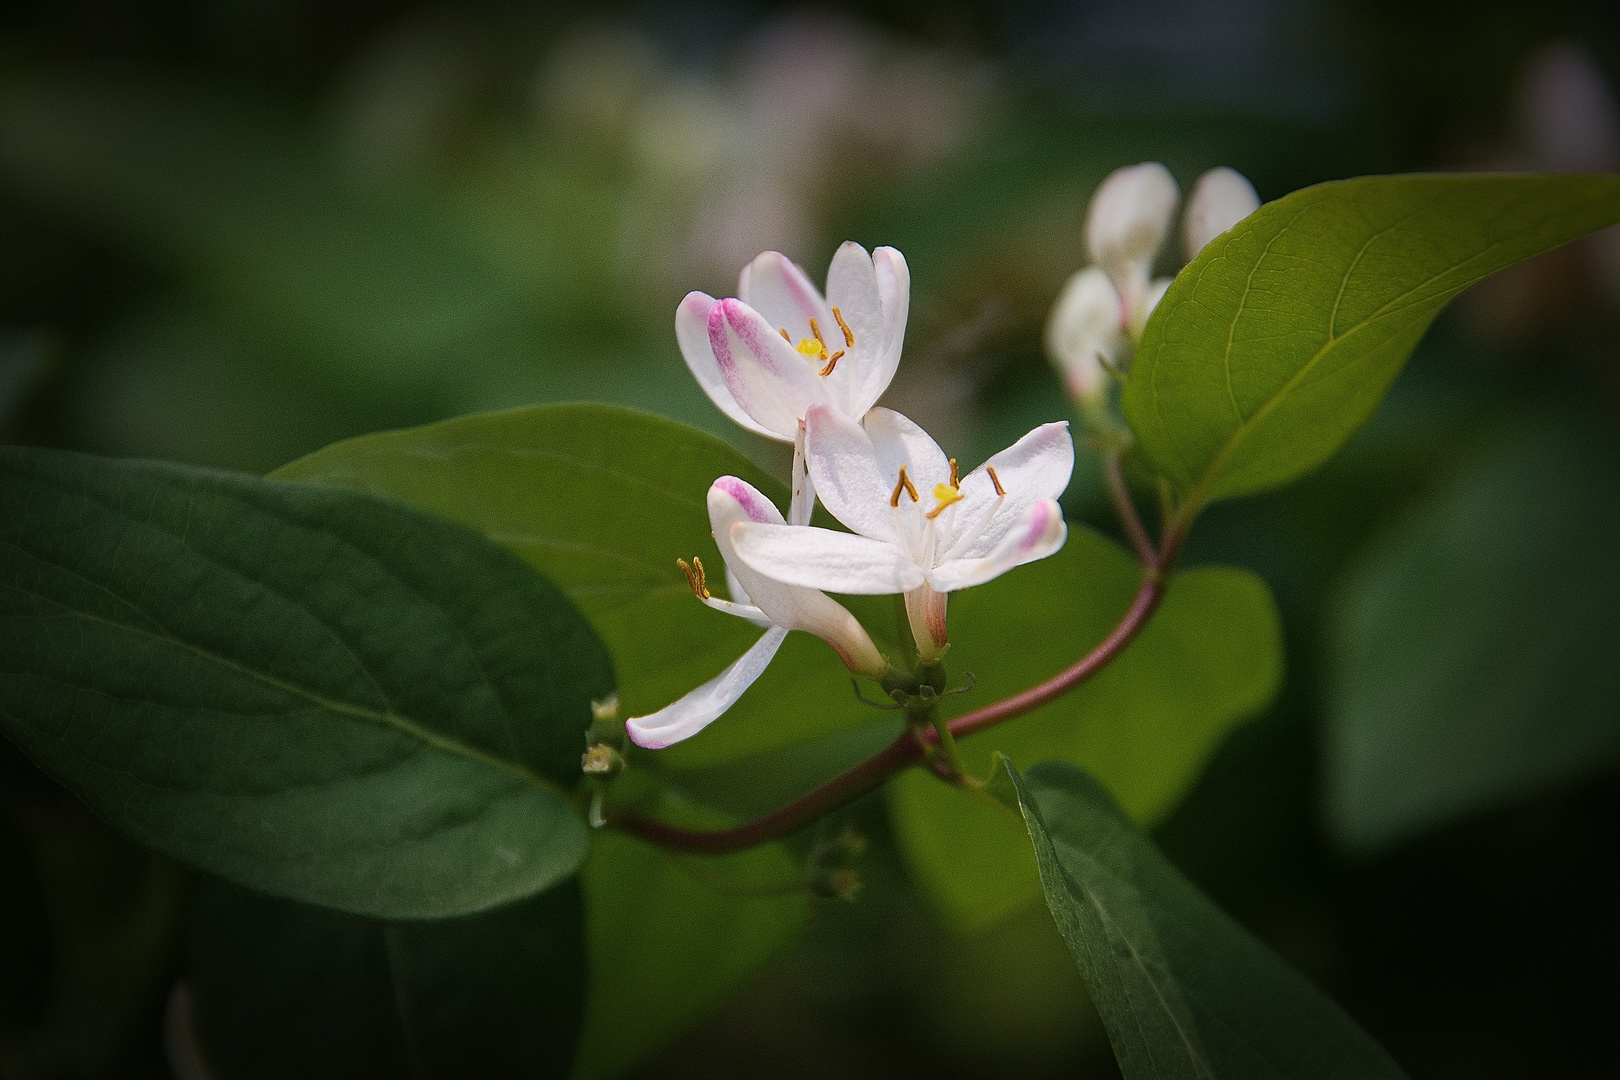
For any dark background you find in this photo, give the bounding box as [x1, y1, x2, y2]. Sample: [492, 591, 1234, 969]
[3, 1, 1619, 1076]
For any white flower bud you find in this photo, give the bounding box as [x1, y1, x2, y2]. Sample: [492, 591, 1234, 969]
[1128, 277, 1174, 341]
[1086, 162, 1180, 296]
[1182, 167, 1261, 260]
[1045, 267, 1124, 403]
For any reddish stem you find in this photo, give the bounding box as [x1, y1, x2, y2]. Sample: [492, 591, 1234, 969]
[611, 527, 1183, 856]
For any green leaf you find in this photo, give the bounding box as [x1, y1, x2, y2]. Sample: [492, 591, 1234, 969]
[273, 404, 890, 771]
[184, 879, 585, 1079]
[1124, 173, 1620, 506]
[572, 805, 809, 1080]
[891, 527, 1281, 930]
[1325, 420, 1620, 854]
[0, 445, 613, 918]
[1008, 759, 1409, 1080]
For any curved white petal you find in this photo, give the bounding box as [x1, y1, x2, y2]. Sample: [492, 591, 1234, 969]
[1044, 268, 1124, 404]
[929, 499, 1067, 592]
[803, 405, 899, 544]
[854, 246, 909, 414]
[1182, 166, 1260, 261]
[824, 241, 885, 414]
[862, 407, 952, 494]
[731, 521, 925, 595]
[944, 422, 1074, 558]
[708, 477, 887, 673]
[708, 299, 831, 439]
[737, 250, 835, 344]
[1086, 162, 1179, 298]
[678, 292, 777, 439]
[626, 625, 789, 748]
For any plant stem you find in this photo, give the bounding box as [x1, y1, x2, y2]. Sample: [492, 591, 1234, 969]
[1105, 451, 1155, 566]
[610, 537, 1181, 855]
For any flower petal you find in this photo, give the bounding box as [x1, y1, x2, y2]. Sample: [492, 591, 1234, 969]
[824, 241, 884, 411]
[731, 521, 925, 595]
[929, 499, 1067, 592]
[803, 404, 899, 544]
[1044, 267, 1124, 403]
[862, 407, 952, 494]
[1086, 162, 1179, 297]
[854, 246, 910, 415]
[678, 292, 777, 439]
[709, 478, 888, 673]
[737, 250, 835, 343]
[626, 625, 789, 748]
[709, 298, 832, 439]
[943, 422, 1074, 559]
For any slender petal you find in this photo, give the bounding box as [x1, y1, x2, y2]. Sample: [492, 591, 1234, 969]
[710, 477, 888, 673]
[855, 246, 910, 414]
[943, 422, 1074, 558]
[677, 292, 776, 438]
[802, 405, 900, 545]
[788, 421, 816, 527]
[626, 625, 789, 748]
[731, 521, 926, 594]
[708, 298, 831, 439]
[738, 250, 835, 342]
[930, 499, 1068, 592]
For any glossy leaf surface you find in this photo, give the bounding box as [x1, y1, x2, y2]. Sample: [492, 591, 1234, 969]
[1124, 173, 1620, 505]
[0, 447, 611, 917]
[1010, 759, 1409, 1079]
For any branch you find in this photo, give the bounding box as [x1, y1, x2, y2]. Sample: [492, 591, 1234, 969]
[610, 531, 1183, 855]
[1105, 452, 1156, 566]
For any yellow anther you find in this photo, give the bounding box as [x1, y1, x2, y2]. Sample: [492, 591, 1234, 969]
[809, 317, 828, 351]
[796, 338, 823, 357]
[779, 327, 792, 343]
[677, 557, 711, 600]
[986, 466, 1006, 496]
[925, 483, 965, 519]
[889, 465, 919, 507]
[819, 350, 844, 377]
[831, 306, 855, 347]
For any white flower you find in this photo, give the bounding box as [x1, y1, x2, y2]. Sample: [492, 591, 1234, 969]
[730, 406, 1073, 661]
[626, 475, 887, 749]
[1086, 162, 1179, 328]
[676, 242, 910, 441]
[1045, 266, 1125, 405]
[1182, 166, 1261, 261]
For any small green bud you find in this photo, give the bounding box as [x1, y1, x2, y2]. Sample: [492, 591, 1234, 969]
[581, 743, 624, 777]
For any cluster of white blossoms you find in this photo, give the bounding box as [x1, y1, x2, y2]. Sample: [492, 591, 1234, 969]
[628, 243, 1074, 748]
[1046, 163, 1261, 408]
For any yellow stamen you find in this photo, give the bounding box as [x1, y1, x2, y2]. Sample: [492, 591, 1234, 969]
[831, 306, 855, 347]
[779, 327, 792, 343]
[926, 483, 964, 519]
[678, 557, 711, 600]
[819, 349, 844, 377]
[986, 466, 1006, 496]
[809, 317, 828, 353]
[889, 465, 918, 507]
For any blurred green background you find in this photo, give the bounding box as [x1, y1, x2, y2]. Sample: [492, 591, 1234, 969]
[3, 1, 1619, 1077]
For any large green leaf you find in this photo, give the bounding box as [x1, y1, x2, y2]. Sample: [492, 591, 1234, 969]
[1123, 173, 1620, 507]
[891, 527, 1281, 930]
[0, 446, 612, 918]
[573, 804, 809, 1080]
[185, 879, 585, 1079]
[1325, 421, 1620, 854]
[1009, 759, 1409, 1079]
[274, 404, 891, 771]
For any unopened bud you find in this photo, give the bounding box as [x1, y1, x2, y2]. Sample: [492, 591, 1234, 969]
[591, 694, 621, 723]
[1086, 162, 1180, 295]
[581, 743, 624, 777]
[1182, 167, 1261, 260]
[1046, 267, 1124, 403]
[1128, 278, 1174, 341]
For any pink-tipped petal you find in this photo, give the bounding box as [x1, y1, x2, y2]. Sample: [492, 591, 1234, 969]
[737, 250, 835, 342]
[678, 292, 777, 438]
[731, 521, 925, 595]
[944, 422, 1074, 559]
[708, 299, 832, 439]
[626, 625, 790, 748]
[929, 499, 1068, 592]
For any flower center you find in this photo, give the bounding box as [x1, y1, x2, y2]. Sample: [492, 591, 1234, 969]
[924, 459, 964, 520]
[779, 306, 854, 377]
